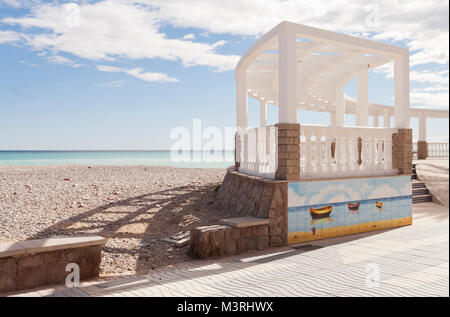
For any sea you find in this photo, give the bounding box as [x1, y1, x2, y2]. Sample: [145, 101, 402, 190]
[0, 151, 234, 168]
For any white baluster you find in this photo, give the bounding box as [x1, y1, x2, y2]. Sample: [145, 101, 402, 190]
[376, 136, 384, 169]
[368, 133, 376, 171]
[350, 132, 359, 171]
[383, 137, 393, 171]
[323, 129, 332, 174]
[315, 129, 324, 176]
[304, 129, 312, 178]
[360, 136, 368, 171]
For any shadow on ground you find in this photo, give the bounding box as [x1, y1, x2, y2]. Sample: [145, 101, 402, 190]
[30, 183, 226, 274]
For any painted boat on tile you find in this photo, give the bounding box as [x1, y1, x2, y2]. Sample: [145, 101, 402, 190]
[376, 201, 383, 209]
[348, 201, 360, 211]
[309, 205, 333, 219]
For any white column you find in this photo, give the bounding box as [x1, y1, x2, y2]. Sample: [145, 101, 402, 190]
[278, 29, 297, 123]
[419, 113, 427, 141]
[373, 115, 379, 127]
[394, 55, 410, 128]
[330, 111, 336, 127]
[356, 68, 369, 126]
[383, 109, 390, 128]
[259, 100, 267, 127]
[335, 84, 345, 127]
[236, 69, 248, 129]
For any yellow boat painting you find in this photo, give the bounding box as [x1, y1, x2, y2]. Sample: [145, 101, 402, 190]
[309, 205, 333, 219]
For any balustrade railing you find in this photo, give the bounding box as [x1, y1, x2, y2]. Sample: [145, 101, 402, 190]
[428, 142, 449, 157]
[236, 126, 278, 179]
[299, 125, 397, 179]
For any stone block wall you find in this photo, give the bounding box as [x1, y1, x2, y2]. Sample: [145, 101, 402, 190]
[191, 168, 288, 259]
[0, 245, 101, 293]
[191, 224, 269, 259]
[392, 128, 413, 174]
[214, 168, 288, 246]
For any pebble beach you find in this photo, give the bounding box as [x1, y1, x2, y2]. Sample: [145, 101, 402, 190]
[0, 165, 226, 275]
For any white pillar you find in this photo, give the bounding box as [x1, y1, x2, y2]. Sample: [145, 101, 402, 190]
[236, 69, 248, 129]
[419, 113, 427, 141]
[383, 109, 390, 128]
[373, 115, 379, 127]
[330, 111, 336, 127]
[394, 55, 410, 128]
[335, 84, 345, 127]
[356, 68, 369, 126]
[259, 100, 267, 127]
[278, 29, 297, 123]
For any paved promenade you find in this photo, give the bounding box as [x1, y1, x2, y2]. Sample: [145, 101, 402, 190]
[6, 202, 449, 297]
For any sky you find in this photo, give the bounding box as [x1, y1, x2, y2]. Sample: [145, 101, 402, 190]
[0, 0, 448, 150]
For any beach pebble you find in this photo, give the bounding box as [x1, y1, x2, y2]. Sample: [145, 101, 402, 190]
[0, 165, 226, 275]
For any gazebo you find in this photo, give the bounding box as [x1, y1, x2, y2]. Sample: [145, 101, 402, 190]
[190, 22, 444, 258]
[235, 21, 413, 180]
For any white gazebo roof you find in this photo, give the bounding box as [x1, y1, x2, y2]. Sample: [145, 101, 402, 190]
[237, 22, 408, 117]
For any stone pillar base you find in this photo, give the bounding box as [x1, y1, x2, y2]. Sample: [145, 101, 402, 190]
[392, 128, 413, 174]
[275, 123, 300, 180]
[417, 141, 428, 160]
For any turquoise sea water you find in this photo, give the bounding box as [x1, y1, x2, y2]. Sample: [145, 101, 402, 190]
[0, 151, 234, 168]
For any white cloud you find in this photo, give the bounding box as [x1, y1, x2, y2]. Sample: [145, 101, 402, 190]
[2, 1, 239, 72]
[0, 0, 40, 8]
[0, 30, 22, 44]
[410, 70, 449, 86]
[46, 55, 82, 68]
[367, 184, 399, 200]
[309, 183, 361, 205]
[288, 187, 307, 207]
[182, 33, 196, 40]
[94, 80, 125, 87]
[97, 65, 178, 83]
[0, 0, 448, 99]
[410, 91, 449, 109]
[19, 60, 38, 67]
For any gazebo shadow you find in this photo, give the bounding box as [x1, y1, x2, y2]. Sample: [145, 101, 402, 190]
[30, 182, 226, 274]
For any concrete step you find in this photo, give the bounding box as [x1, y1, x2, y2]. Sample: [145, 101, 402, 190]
[412, 180, 426, 188]
[412, 188, 428, 196]
[412, 194, 432, 203]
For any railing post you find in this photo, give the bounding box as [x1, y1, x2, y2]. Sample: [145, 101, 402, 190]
[275, 123, 300, 180]
[417, 141, 428, 159]
[392, 128, 413, 174]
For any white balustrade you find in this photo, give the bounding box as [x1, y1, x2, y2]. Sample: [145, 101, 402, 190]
[427, 142, 449, 157]
[236, 126, 278, 179]
[300, 125, 397, 179]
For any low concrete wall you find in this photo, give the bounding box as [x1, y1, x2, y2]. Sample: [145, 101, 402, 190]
[0, 235, 106, 293]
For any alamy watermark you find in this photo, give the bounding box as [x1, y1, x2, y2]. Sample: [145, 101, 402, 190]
[65, 263, 80, 288]
[365, 263, 380, 288]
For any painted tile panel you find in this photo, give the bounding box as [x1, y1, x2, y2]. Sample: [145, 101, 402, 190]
[288, 176, 412, 243]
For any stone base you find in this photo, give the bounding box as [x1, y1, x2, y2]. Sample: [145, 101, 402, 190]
[275, 123, 300, 180]
[0, 235, 106, 293]
[214, 168, 288, 246]
[417, 141, 428, 160]
[191, 224, 270, 259]
[392, 129, 413, 174]
[0, 245, 102, 293]
[191, 168, 289, 259]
